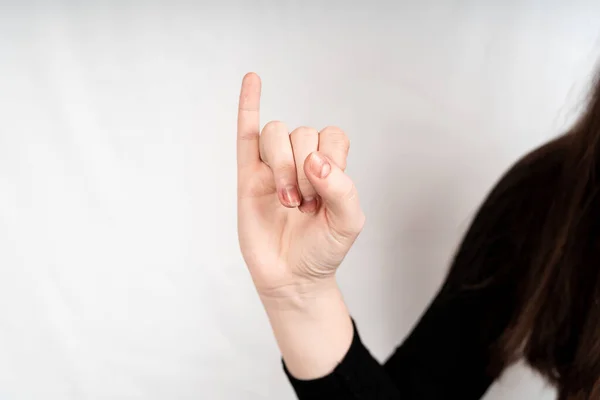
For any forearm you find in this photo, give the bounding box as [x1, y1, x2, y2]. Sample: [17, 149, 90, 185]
[259, 279, 353, 380]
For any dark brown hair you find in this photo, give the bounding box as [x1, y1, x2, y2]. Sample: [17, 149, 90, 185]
[443, 71, 600, 399]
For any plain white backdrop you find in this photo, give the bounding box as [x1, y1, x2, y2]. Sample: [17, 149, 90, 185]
[1, 1, 600, 399]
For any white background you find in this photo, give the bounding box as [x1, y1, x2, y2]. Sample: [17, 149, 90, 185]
[1, 1, 600, 399]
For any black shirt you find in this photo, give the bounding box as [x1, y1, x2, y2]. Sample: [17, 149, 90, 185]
[282, 140, 564, 399]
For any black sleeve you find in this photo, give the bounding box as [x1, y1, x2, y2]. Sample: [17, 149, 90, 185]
[282, 146, 555, 399]
[283, 223, 514, 399]
[284, 280, 509, 400]
[283, 319, 402, 399]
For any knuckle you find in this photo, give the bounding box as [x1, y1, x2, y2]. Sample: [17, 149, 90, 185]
[346, 210, 366, 237]
[262, 120, 286, 135]
[342, 182, 358, 203]
[321, 127, 350, 151]
[327, 215, 362, 246]
[290, 126, 318, 141]
[320, 125, 345, 135]
[344, 188, 363, 232]
[326, 184, 364, 242]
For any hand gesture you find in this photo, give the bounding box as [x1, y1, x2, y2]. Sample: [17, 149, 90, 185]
[236, 73, 365, 299]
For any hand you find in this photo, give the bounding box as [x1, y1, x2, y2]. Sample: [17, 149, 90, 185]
[236, 73, 365, 300]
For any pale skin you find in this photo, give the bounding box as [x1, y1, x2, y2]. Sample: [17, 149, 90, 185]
[236, 72, 366, 379]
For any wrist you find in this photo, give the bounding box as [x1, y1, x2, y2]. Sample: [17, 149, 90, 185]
[258, 277, 353, 379]
[257, 277, 340, 312]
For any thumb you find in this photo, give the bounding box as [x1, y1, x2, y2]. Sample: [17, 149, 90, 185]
[304, 151, 365, 240]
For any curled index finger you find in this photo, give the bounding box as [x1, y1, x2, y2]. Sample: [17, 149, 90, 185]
[237, 72, 262, 169]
